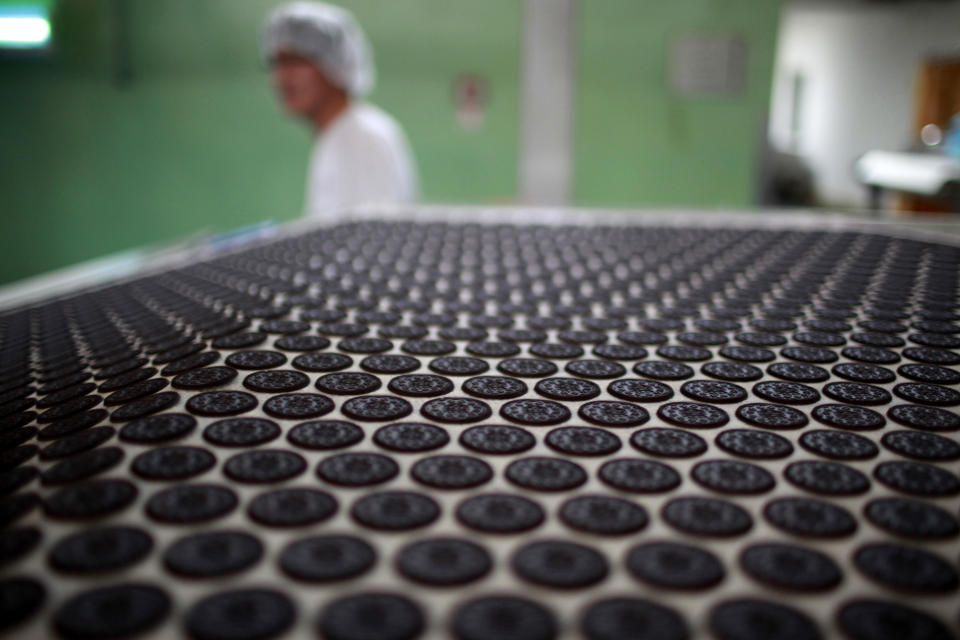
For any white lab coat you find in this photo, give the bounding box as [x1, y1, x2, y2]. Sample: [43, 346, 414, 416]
[304, 102, 418, 220]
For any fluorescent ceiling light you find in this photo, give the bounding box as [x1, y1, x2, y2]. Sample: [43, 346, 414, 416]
[0, 14, 51, 48]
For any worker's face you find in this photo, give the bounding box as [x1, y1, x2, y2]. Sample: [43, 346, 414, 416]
[270, 51, 335, 119]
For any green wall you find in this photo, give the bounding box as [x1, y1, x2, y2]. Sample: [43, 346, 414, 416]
[1, 0, 781, 286]
[575, 0, 781, 207]
[0, 0, 521, 285]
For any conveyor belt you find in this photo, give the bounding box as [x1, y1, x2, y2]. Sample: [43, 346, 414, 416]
[1, 214, 959, 639]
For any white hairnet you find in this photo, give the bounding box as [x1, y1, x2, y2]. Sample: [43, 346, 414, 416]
[262, 2, 375, 96]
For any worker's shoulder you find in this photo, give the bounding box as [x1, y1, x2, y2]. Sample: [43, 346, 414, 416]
[340, 102, 408, 146]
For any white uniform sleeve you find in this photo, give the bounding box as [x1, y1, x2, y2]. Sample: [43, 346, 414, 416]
[304, 137, 343, 222]
[304, 105, 418, 220]
[339, 129, 409, 207]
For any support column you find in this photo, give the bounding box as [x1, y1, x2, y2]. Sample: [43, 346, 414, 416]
[519, 0, 576, 206]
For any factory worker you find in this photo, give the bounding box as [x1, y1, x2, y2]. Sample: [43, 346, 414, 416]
[263, 2, 418, 220]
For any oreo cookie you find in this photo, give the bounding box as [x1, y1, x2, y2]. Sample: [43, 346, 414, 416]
[186, 391, 258, 417]
[630, 428, 707, 458]
[837, 600, 952, 640]
[429, 356, 489, 376]
[396, 537, 491, 585]
[456, 493, 545, 533]
[597, 458, 682, 493]
[103, 378, 169, 406]
[607, 378, 673, 402]
[223, 449, 306, 483]
[451, 596, 556, 640]
[691, 459, 775, 494]
[40, 426, 114, 460]
[292, 352, 353, 372]
[500, 399, 571, 426]
[463, 376, 528, 399]
[411, 455, 493, 489]
[274, 335, 330, 351]
[701, 362, 763, 382]
[164, 531, 263, 577]
[287, 420, 363, 450]
[633, 361, 694, 380]
[243, 369, 311, 393]
[459, 424, 535, 455]
[656, 345, 712, 362]
[146, 484, 238, 523]
[581, 598, 687, 640]
[763, 497, 857, 538]
[887, 404, 960, 431]
[893, 382, 960, 406]
[172, 366, 237, 390]
[864, 497, 959, 539]
[131, 446, 215, 480]
[204, 417, 281, 447]
[388, 374, 455, 398]
[224, 350, 287, 370]
[822, 381, 891, 405]
[680, 379, 747, 403]
[897, 363, 960, 385]
[317, 452, 398, 486]
[873, 461, 960, 496]
[280, 534, 375, 582]
[811, 404, 885, 431]
[374, 422, 449, 452]
[535, 377, 600, 401]
[421, 397, 492, 423]
[54, 584, 170, 639]
[559, 495, 648, 535]
[780, 345, 837, 364]
[709, 599, 820, 640]
[505, 456, 587, 491]
[44, 478, 137, 519]
[402, 339, 456, 356]
[752, 381, 820, 405]
[716, 429, 793, 459]
[657, 402, 728, 428]
[339, 337, 393, 354]
[0, 528, 41, 566]
[109, 391, 180, 422]
[264, 393, 336, 420]
[881, 430, 960, 461]
[785, 460, 870, 495]
[528, 342, 583, 360]
[361, 354, 420, 374]
[566, 359, 627, 379]
[843, 345, 901, 365]
[314, 372, 381, 395]
[766, 362, 829, 383]
[119, 413, 196, 443]
[661, 496, 752, 536]
[739, 543, 841, 591]
[626, 541, 724, 589]
[798, 429, 877, 460]
[49, 526, 153, 572]
[45, 447, 123, 486]
[832, 362, 895, 384]
[351, 491, 440, 530]
[185, 589, 295, 640]
[318, 593, 423, 640]
[545, 427, 621, 456]
[512, 540, 608, 588]
[247, 488, 337, 527]
[854, 543, 958, 593]
[498, 358, 559, 378]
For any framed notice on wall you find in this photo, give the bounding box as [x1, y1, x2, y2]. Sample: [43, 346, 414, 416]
[669, 34, 748, 97]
